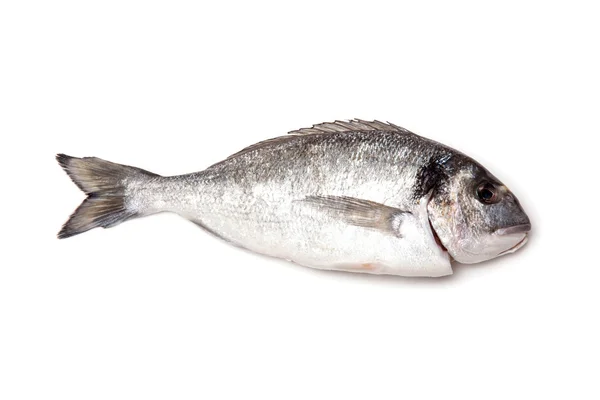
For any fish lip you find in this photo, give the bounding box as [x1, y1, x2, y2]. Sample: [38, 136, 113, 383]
[495, 223, 531, 236]
[498, 234, 528, 256]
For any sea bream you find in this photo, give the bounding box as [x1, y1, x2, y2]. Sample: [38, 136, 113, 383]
[57, 120, 531, 277]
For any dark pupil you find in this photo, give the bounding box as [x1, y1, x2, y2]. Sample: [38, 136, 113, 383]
[480, 188, 494, 200]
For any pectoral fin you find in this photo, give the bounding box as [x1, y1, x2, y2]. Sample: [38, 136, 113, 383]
[300, 195, 410, 237]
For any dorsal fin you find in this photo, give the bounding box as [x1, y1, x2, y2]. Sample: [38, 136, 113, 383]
[207, 119, 414, 169]
[288, 119, 413, 135]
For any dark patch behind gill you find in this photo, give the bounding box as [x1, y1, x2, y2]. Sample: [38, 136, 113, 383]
[413, 154, 453, 201]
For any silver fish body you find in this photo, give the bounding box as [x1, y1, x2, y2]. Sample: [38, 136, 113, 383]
[57, 120, 531, 277]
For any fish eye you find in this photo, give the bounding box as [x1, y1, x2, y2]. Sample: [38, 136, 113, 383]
[476, 182, 498, 204]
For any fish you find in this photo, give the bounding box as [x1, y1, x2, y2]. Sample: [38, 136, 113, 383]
[56, 119, 531, 277]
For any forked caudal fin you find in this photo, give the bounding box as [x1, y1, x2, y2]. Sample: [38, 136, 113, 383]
[56, 154, 160, 239]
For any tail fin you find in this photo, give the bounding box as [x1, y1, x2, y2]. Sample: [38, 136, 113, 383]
[56, 154, 160, 239]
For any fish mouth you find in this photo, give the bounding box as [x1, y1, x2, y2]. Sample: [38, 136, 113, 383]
[494, 223, 530, 256]
[498, 234, 528, 256]
[495, 223, 531, 236]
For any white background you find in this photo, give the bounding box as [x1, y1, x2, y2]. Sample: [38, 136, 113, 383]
[1, 1, 598, 399]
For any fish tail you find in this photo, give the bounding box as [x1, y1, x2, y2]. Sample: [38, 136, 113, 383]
[56, 154, 160, 239]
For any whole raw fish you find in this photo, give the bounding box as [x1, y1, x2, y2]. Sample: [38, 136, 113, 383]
[57, 120, 530, 277]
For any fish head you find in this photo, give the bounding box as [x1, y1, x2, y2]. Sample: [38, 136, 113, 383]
[427, 159, 531, 264]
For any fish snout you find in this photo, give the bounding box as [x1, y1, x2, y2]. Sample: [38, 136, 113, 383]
[495, 223, 531, 236]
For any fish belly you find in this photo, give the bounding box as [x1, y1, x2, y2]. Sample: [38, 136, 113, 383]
[187, 195, 452, 278]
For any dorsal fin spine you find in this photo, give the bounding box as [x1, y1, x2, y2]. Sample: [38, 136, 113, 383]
[288, 119, 412, 136]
